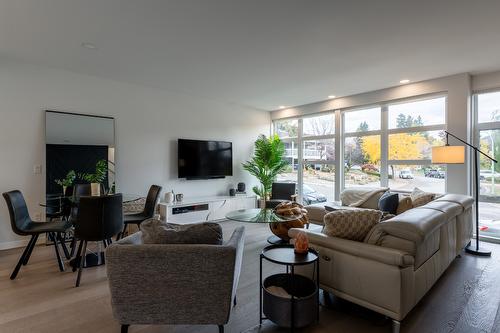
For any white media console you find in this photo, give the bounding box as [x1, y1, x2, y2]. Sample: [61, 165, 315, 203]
[158, 195, 256, 224]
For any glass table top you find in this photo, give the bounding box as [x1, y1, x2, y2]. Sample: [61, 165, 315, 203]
[41, 194, 142, 207]
[226, 208, 302, 223]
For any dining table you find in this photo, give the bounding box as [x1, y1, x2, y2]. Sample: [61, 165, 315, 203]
[40, 193, 143, 268]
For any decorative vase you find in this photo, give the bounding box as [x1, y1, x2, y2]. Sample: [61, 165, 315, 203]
[90, 183, 101, 196]
[62, 185, 67, 196]
[294, 231, 309, 254]
[165, 191, 174, 204]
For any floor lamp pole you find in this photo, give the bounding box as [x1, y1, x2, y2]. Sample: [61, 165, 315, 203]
[444, 131, 493, 257]
[465, 140, 491, 256]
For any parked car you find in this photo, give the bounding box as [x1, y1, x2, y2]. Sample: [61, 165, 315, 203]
[350, 165, 362, 171]
[424, 168, 438, 177]
[425, 168, 445, 178]
[399, 169, 414, 179]
[302, 184, 327, 205]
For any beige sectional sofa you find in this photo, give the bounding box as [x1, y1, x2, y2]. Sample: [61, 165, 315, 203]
[289, 193, 473, 333]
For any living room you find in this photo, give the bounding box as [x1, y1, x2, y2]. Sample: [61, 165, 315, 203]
[1, 1, 500, 333]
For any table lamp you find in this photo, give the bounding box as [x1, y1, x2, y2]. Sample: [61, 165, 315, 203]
[432, 130, 496, 256]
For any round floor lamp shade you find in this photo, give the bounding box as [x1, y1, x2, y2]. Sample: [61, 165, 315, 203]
[431, 145, 465, 164]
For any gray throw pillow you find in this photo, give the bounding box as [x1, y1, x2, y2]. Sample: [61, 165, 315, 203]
[141, 218, 223, 245]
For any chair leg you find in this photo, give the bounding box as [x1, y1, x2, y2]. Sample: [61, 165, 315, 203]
[392, 320, 401, 333]
[75, 240, 87, 287]
[117, 224, 128, 241]
[218, 325, 224, 333]
[58, 232, 71, 259]
[69, 236, 77, 258]
[73, 240, 84, 272]
[22, 233, 39, 265]
[121, 324, 129, 333]
[51, 232, 65, 272]
[10, 235, 36, 280]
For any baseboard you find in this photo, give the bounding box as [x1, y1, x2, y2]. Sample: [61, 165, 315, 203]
[0, 235, 47, 251]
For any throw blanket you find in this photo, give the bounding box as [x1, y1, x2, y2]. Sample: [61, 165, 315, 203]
[340, 187, 388, 207]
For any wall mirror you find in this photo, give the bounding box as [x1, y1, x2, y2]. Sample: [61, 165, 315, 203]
[45, 111, 115, 210]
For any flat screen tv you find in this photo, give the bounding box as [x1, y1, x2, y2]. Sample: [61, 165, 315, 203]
[178, 139, 233, 179]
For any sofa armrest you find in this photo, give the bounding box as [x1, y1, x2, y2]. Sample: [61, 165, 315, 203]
[289, 228, 414, 267]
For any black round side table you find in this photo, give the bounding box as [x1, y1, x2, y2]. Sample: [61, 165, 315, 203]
[259, 244, 319, 331]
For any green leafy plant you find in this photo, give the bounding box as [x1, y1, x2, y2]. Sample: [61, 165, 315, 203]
[80, 160, 107, 184]
[242, 134, 288, 199]
[55, 170, 76, 187]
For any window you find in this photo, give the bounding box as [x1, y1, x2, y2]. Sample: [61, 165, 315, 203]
[475, 91, 500, 240]
[272, 94, 448, 203]
[275, 119, 298, 139]
[273, 114, 335, 204]
[301, 114, 335, 203]
[343, 107, 381, 187]
[387, 97, 446, 193]
[274, 119, 299, 184]
[388, 97, 446, 129]
[344, 107, 381, 133]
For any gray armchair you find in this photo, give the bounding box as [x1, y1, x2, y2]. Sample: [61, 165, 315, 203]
[105, 226, 245, 333]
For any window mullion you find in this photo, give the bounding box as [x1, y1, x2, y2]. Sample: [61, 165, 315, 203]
[297, 118, 304, 204]
[381, 105, 389, 187]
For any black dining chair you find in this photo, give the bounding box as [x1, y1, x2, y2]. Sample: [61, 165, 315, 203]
[265, 182, 297, 209]
[119, 185, 162, 239]
[2, 190, 72, 280]
[73, 193, 123, 287]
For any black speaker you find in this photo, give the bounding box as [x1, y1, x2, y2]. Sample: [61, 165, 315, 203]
[237, 182, 245, 192]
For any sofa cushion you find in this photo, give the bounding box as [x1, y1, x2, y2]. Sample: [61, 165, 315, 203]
[396, 195, 413, 215]
[378, 191, 399, 214]
[340, 187, 389, 209]
[410, 188, 435, 208]
[141, 218, 223, 245]
[323, 209, 383, 241]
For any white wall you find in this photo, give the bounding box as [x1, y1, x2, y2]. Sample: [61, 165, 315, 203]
[0, 58, 270, 249]
[271, 73, 472, 195]
[472, 70, 500, 92]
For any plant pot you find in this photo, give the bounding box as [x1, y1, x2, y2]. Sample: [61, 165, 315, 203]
[90, 183, 101, 196]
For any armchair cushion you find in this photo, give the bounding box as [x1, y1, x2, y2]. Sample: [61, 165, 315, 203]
[323, 209, 382, 241]
[141, 218, 223, 245]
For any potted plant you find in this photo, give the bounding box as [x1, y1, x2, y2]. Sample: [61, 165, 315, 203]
[54, 170, 76, 194]
[242, 134, 288, 208]
[80, 160, 107, 196]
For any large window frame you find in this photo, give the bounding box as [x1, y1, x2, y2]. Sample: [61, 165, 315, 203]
[273, 94, 447, 203]
[472, 89, 500, 241]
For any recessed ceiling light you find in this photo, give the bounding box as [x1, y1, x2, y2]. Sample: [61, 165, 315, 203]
[400, 79, 410, 84]
[279, 105, 286, 109]
[81, 42, 98, 50]
[328, 95, 336, 99]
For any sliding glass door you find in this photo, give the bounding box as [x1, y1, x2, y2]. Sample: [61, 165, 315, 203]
[474, 91, 500, 240]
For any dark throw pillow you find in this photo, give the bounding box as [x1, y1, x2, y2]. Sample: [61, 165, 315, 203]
[378, 191, 399, 215]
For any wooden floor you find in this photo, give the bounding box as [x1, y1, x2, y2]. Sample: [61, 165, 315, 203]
[1, 221, 500, 333]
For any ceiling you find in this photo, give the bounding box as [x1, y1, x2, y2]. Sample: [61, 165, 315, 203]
[1, 0, 500, 111]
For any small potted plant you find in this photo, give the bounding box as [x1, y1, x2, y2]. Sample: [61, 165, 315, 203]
[80, 160, 107, 196]
[55, 170, 76, 195]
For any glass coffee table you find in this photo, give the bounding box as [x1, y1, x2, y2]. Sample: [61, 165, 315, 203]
[226, 208, 303, 244]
